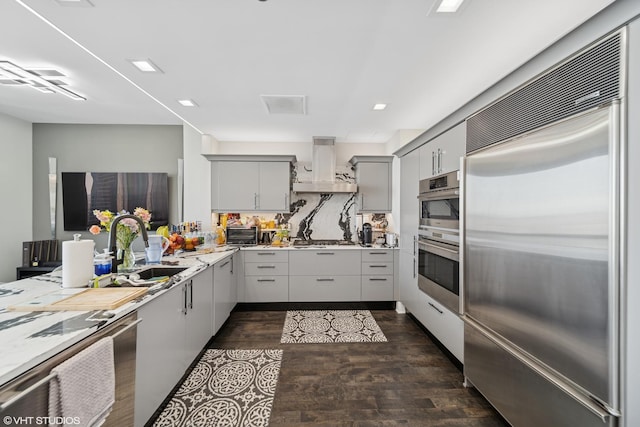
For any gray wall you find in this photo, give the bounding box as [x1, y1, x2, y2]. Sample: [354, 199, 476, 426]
[0, 113, 33, 282]
[32, 124, 183, 253]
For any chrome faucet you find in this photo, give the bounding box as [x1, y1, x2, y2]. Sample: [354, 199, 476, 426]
[108, 214, 150, 273]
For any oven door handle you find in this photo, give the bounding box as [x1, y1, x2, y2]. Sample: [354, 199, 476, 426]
[418, 241, 459, 261]
[417, 188, 460, 201]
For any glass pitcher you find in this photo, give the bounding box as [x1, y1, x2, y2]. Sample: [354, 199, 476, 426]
[145, 234, 170, 264]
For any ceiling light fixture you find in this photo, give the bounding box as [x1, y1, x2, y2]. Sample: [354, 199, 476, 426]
[0, 60, 85, 100]
[178, 99, 197, 107]
[373, 103, 387, 110]
[129, 59, 162, 73]
[436, 0, 465, 13]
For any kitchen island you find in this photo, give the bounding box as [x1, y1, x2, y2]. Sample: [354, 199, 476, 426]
[0, 248, 236, 426]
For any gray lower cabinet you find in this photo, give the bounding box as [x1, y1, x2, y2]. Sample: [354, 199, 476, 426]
[213, 256, 234, 334]
[134, 267, 213, 427]
[361, 249, 394, 301]
[289, 250, 361, 302]
[244, 250, 289, 302]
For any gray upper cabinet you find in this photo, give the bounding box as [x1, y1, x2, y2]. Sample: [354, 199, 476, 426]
[349, 155, 393, 213]
[419, 122, 466, 179]
[205, 155, 296, 212]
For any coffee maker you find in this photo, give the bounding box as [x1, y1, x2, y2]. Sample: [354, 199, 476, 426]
[360, 223, 373, 246]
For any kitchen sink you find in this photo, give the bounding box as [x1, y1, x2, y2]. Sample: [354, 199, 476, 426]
[135, 266, 187, 279]
[105, 266, 188, 287]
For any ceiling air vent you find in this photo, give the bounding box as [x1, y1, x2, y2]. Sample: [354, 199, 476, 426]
[260, 95, 306, 115]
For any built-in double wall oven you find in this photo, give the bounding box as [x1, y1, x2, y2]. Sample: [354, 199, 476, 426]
[417, 170, 461, 314]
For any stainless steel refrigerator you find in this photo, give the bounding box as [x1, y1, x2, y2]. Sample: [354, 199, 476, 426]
[463, 103, 621, 427]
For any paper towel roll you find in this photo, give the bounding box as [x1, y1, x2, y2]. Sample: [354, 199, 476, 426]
[62, 235, 95, 288]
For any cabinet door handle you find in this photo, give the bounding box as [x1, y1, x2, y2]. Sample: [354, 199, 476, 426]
[316, 278, 334, 282]
[182, 284, 188, 315]
[284, 192, 289, 210]
[257, 279, 276, 282]
[369, 278, 388, 282]
[317, 252, 335, 255]
[428, 302, 443, 314]
[230, 257, 234, 274]
[257, 265, 276, 269]
[254, 193, 258, 210]
[432, 151, 436, 175]
[189, 280, 194, 310]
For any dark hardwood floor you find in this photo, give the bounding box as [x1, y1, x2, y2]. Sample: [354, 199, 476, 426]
[210, 310, 509, 426]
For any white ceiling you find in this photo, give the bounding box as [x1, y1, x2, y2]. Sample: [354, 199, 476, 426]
[0, 0, 615, 144]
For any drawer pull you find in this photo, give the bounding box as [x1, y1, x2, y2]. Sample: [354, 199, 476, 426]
[257, 265, 276, 269]
[257, 279, 276, 282]
[428, 302, 443, 314]
[316, 278, 335, 282]
[369, 252, 388, 255]
[316, 252, 335, 255]
[369, 278, 388, 281]
[220, 260, 230, 268]
[369, 265, 388, 268]
[257, 252, 276, 255]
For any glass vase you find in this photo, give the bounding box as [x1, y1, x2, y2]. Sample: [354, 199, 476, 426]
[117, 244, 136, 271]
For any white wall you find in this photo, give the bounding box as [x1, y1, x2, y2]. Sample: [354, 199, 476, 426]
[211, 140, 388, 164]
[0, 113, 32, 282]
[182, 128, 213, 231]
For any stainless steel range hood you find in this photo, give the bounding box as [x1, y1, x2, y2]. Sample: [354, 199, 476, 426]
[292, 137, 358, 193]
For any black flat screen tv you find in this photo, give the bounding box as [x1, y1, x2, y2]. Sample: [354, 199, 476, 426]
[62, 172, 170, 231]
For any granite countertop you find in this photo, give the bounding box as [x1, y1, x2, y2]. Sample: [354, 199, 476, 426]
[0, 248, 236, 387]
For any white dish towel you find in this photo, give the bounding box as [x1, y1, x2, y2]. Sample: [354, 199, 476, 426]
[49, 336, 115, 427]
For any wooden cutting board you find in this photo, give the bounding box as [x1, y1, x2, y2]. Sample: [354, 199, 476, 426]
[7, 287, 148, 312]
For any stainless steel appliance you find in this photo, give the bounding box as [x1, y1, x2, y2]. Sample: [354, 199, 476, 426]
[225, 226, 259, 246]
[417, 227, 460, 314]
[418, 170, 460, 230]
[464, 104, 621, 426]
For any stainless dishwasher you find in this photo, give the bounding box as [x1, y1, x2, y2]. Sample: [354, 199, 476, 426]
[0, 312, 140, 427]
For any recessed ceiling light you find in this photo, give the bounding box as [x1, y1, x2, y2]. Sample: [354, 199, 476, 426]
[178, 99, 197, 107]
[373, 103, 387, 111]
[436, 0, 465, 13]
[128, 59, 162, 73]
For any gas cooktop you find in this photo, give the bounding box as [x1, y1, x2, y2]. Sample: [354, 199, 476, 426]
[292, 239, 356, 247]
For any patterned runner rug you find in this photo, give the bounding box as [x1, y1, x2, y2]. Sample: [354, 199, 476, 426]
[281, 310, 388, 343]
[153, 349, 283, 427]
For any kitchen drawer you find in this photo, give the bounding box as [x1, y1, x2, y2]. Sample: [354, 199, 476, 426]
[289, 275, 361, 302]
[289, 250, 361, 276]
[244, 276, 289, 302]
[361, 249, 393, 262]
[362, 261, 393, 275]
[422, 294, 463, 362]
[361, 275, 394, 300]
[244, 250, 289, 263]
[244, 262, 289, 276]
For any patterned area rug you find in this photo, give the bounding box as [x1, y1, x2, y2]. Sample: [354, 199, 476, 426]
[281, 310, 388, 343]
[153, 349, 283, 427]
